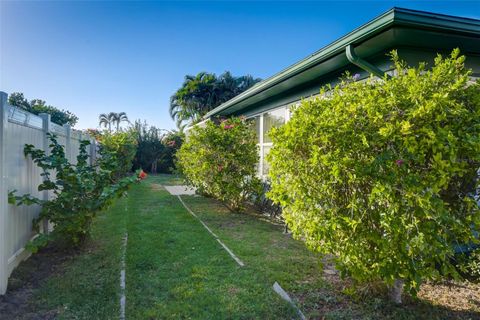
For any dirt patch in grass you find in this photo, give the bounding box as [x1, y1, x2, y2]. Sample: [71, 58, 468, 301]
[289, 256, 480, 319]
[0, 244, 81, 320]
[418, 280, 480, 313]
[150, 183, 164, 191]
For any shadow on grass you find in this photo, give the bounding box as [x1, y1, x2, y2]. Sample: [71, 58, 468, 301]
[0, 244, 81, 320]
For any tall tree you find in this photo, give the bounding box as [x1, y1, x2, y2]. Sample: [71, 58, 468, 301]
[8, 92, 79, 126]
[98, 112, 115, 132]
[99, 112, 129, 132]
[131, 120, 182, 174]
[113, 112, 129, 131]
[170, 72, 261, 129]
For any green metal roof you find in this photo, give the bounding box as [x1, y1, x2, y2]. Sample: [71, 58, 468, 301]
[204, 7, 480, 118]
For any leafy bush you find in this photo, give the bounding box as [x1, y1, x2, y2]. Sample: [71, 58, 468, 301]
[457, 248, 480, 281]
[97, 130, 137, 180]
[8, 92, 78, 126]
[177, 117, 261, 211]
[131, 120, 183, 173]
[9, 134, 139, 250]
[267, 49, 480, 295]
[160, 131, 183, 173]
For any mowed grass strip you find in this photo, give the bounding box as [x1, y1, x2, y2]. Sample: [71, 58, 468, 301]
[8, 174, 479, 319]
[176, 176, 480, 320]
[125, 176, 297, 319]
[177, 183, 326, 318]
[29, 196, 128, 319]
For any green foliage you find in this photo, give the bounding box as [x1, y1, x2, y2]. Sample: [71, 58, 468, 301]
[177, 117, 261, 211]
[8, 92, 78, 126]
[160, 130, 184, 173]
[457, 248, 480, 280]
[267, 49, 480, 294]
[9, 134, 139, 249]
[132, 120, 183, 173]
[170, 71, 261, 129]
[97, 130, 137, 180]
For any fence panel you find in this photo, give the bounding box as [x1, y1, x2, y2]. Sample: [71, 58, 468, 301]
[0, 91, 95, 294]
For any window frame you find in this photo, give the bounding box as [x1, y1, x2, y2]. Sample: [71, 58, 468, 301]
[247, 105, 292, 178]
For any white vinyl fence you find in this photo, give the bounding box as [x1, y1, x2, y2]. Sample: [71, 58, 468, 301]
[0, 91, 97, 294]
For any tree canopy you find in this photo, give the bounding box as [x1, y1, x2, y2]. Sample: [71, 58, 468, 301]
[99, 112, 130, 132]
[132, 120, 183, 174]
[8, 92, 79, 126]
[170, 71, 261, 129]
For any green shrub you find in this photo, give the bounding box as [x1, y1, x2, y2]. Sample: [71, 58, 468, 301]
[160, 130, 184, 173]
[457, 248, 480, 281]
[267, 49, 480, 295]
[177, 117, 261, 211]
[97, 130, 137, 180]
[131, 120, 184, 174]
[9, 134, 139, 250]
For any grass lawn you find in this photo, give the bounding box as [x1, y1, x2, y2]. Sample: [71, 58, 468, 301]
[1, 174, 479, 319]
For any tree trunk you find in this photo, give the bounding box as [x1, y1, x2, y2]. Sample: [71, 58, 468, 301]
[151, 161, 157, 174]
[390, 279, 404, 304]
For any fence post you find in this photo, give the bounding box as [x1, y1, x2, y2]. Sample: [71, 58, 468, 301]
[63, 124, 71, 162]
[39, 113, 51, 234]
[90, 138, 96, 165]
[0, 92, 9, 294]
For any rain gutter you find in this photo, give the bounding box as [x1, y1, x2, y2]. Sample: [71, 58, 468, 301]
[345, 44, 390, 79]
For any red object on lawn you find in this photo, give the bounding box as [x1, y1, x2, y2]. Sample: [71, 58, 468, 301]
[138, 170, 147, 180]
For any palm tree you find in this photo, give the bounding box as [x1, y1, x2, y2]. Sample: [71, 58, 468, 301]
[99, 112, 115, 132]
[169, 72, 217, 130]
[112, 112, 129, 132]
[99, 112, 129, 132]
[169, 72, 261, 130]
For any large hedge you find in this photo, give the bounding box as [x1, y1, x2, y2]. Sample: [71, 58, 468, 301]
[177, 117, 261, 211]
[97, 130, 137, 181]
[267, 49, 480, 296]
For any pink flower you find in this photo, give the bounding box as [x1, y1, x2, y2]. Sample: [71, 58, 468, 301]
[224, 124, 234, 130]
[167, 140, 176, 147]
[395, 159, 404, 166]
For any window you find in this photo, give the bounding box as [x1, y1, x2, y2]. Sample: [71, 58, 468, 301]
[262, 145, 272, 175]
[247, 106, 291, 177]
[263, 108, 285, 143]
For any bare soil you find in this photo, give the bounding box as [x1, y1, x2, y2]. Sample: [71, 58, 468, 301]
[0, 245, 78, 320]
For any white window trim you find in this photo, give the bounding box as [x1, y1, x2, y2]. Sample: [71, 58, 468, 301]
[248, 105, 293, 179]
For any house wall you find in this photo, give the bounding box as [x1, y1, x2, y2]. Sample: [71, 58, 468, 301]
[239, 49, 480, 176]
[240, 48, 480, 119]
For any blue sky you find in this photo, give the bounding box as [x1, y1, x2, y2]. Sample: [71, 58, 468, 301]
[1, 1, 478, 130]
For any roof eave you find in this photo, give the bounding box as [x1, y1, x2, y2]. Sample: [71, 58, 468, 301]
[204, 7, 480, 119]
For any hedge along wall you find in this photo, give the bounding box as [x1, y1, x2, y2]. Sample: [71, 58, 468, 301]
[266, 50, 480, 295]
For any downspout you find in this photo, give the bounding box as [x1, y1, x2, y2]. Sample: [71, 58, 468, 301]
[346, 45, 390, 79]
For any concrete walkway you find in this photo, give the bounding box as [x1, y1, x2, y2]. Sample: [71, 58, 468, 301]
[163, 185, 196, 196]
